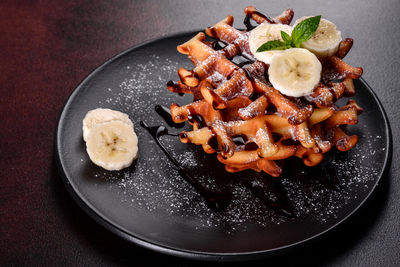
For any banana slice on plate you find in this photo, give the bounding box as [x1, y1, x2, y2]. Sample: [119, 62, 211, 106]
[82, 108, 134, 142]
[86, 120, 138, 171]
[249, 23, 293, 64]
[268, 48, 321, 97]
[294, 16, 342, 58]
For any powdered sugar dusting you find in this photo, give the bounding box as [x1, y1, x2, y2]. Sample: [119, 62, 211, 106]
[93, 53, 386, 233]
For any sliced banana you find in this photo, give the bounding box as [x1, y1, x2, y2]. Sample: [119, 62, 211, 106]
[86, 120, 138, 171]
[294, 16, 342, 58]
[82, 108, 133, 142]
[249, 23, 293, 64]
[268, 48, 321, 97]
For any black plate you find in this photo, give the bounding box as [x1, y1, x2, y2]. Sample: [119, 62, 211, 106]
[55, 31, 392, 261]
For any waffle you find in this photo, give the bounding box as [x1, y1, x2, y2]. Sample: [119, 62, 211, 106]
[166, 6, 363, 177]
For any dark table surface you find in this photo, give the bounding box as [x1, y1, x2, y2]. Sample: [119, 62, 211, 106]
[1, 0, 399, 266]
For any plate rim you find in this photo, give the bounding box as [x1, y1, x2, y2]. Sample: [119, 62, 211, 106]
[55, 30, 393, 261]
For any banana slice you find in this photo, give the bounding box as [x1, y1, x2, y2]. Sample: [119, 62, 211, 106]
[294, 16, 342, 58]
[82, 108, 133, 142]
[268, 48, 321, 97]
[86, 120, 138, 171]
[249, 23, 293, 64]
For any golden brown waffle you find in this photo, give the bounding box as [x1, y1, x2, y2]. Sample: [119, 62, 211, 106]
[167, 6, 363, 177]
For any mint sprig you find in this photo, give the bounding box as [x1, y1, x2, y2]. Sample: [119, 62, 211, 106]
[256, 40, 292, 51]
[256, 15, 321, 52]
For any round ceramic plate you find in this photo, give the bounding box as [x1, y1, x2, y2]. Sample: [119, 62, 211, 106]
[55, 31, 392, 261]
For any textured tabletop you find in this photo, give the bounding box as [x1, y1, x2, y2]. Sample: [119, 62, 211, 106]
[0, 0, 399, 266]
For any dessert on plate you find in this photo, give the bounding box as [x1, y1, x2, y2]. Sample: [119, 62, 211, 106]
[166, 6, 363, 177]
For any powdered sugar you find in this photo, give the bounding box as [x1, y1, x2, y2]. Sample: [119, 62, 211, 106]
[93, 53, 386, 233]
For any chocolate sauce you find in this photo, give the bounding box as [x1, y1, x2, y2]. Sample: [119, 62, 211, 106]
[253, 11, 275, 24]
[140, 121, 230, 211]
[147, 9, 344, 217]
[207, 135, 218, 151]
[264, 70, 270, 83]
[187, 113, 206, 128]
[266, 104, 277, 114]
[231, 55, 254, 68]
[272, 133, 282, 143]
[237, 61, 254, 68]
[232, 135, 247, 146]
[166, 80, 184, 96]
[244, 15, 256, 31]
[155, 105, 185, 128]
[243, 68, 254, 81]
[248, 93, 259, 102]
[244, 142, 258, 151]
[222, 144, 230, 153]
[141, 120, 297, 215]
[179, 132, 187, 139]
[242, 176, 294, 217]
[212, 40, 227, 50]
[244, 11, 274, 31]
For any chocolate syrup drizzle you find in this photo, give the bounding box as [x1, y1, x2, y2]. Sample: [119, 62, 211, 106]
[155, 104, 185, 128]
[231, 55, 254, 68]
[212, 40, 226, 51]
[140, 121, 230, 211]
[140, 105, 296, 216]
[141, 114, 340, 216]
[139, 13, 342, 217]
[243, 15, 256, 31]
[244, 11, 274, 31]
[241, 176, 293, 217]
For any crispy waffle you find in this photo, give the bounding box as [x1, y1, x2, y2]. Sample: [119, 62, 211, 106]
[167, 6, 363, 177]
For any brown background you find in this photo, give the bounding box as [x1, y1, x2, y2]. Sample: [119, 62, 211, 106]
[0, 0, 399, 266]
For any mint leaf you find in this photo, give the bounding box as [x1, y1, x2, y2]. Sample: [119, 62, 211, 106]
[292, 15, 321, 47]
[280, 31, 292, 43]
[255, 16, 321, 53]
[256, 40, 291, 52]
